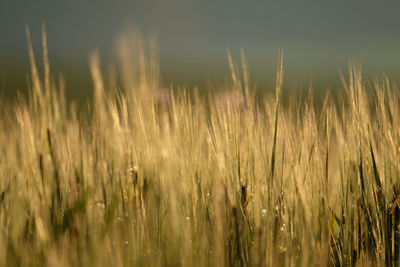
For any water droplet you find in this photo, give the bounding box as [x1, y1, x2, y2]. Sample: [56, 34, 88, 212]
[261, 209, 267, 216]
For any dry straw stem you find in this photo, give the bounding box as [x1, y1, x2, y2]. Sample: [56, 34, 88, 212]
[269, 50, 284, 183]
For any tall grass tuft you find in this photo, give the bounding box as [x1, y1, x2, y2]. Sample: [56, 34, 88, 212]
[0, 29, 400, 266]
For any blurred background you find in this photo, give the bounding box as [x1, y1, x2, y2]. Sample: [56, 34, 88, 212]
[1, 0, 400, 100]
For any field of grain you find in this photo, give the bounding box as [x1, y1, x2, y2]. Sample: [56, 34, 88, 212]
[0, 28, 399, 266]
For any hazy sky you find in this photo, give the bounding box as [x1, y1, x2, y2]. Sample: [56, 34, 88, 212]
[1, 0, 400, 97]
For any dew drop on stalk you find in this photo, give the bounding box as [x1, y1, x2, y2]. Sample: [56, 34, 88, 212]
[261, 209, 267, 216]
